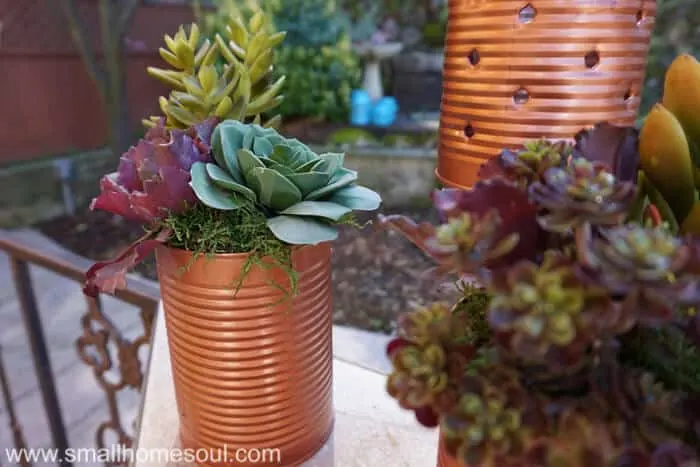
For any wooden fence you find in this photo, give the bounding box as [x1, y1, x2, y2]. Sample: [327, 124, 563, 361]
[0, 0, 198, 165]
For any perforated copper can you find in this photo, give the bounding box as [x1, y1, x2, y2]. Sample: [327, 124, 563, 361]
[437, 0, 657, 189]
[156, 243, 334, 467]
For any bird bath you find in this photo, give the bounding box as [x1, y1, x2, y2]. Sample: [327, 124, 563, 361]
[354, 42, 404, 101]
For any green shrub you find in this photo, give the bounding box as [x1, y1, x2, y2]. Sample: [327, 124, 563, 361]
[641, 0, 700, 115]
[271, 0, 362, 122]
[275, 43, 361, 122]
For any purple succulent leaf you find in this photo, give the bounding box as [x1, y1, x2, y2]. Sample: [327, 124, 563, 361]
[649, 442, 700, 467]
[432, 179, 541, 266]
[169, 127, 212, 170]
[89, 119, 210, 224]
[90, 173, 151, 224]
[116, 157, 141, 191]
[376, 214, 454, 266]
[573, 122, 640, 182]
[192, 117, 219, 147]
[477, 154, 509, 181]
[83, 229, 171, 297]
[414, 406, 439, 427]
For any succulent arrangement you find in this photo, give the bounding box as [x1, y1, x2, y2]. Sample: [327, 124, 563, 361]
[190, 120, 379, 244]
[83, 13, 381, 296]
[380, 94, 700, 464]
[637, 54, 700, 236]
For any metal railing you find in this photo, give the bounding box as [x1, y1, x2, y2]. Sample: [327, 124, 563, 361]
[0, 229, 160, 467]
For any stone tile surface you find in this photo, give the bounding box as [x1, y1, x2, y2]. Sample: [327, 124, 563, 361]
[332, 326, 392, 375]
[135, 308, 437, 467]
[0, 230, 152, 466]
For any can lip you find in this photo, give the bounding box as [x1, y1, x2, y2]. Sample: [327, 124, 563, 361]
[434, 168, 473, 190]
[155, 242, 324, 259]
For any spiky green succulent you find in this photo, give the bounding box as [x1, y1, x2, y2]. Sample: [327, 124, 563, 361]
[146, 11, 286, 130]
[189, 120, 381, 245]
[529, 158, 637, 233]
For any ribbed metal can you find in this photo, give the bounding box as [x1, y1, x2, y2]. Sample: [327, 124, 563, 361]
[155, 243, 334, 467]
[437, 432, 463, 467]
[437, 0, 657, 189]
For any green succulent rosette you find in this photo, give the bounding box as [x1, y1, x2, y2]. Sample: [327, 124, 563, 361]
[189, 120, 381, 244]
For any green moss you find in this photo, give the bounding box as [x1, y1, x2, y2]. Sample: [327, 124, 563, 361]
[452, 281, 492, 346]
[161, 202, 298, 298]
[620, 326, 700, 393]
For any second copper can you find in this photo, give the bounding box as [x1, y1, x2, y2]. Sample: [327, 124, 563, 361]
[437, 0, 658, 189]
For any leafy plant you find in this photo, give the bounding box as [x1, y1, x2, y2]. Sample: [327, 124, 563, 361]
[189, 120, 380, 244]
[273, 0, 350, 48]
[274, 44, 361, 122]
[269, 0, 362, 122]
[638, 54, 700, 235]
[146, 11, 286, 130]
[379, 116, 700, 465]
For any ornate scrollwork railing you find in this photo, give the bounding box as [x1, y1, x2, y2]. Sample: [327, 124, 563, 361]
[0, 229, 159, 467]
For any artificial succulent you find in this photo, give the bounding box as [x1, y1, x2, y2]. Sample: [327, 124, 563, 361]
[487, 251, 629, 368]
[379, 111, 700, 465]
[90, 118, 215, 225]
[189, 120, 381, 244]
[638, 54, 700, 235]
[479, 139, 572, 187]
[84, 118, 217, 296]
[529, 158, 637, 234]
[578, 224, 698, 324]
[146, 11, 286, 130]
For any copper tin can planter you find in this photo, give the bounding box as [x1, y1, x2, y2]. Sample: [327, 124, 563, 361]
[155, 243, 334, 467]
[437, 0, 657, 189]
[437, 432, 464, 467]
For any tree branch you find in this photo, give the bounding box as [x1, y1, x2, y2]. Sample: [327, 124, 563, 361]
[54, 0, 105, 95]
[116, 0, 141, 38]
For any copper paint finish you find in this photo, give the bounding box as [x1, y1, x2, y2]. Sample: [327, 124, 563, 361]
[437, 0, 657, 189]
[156, 243, 334, 467]
[437, 432, 463, 467]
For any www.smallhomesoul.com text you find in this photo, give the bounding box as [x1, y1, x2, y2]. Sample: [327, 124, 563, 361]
[3, 446, 282, 464]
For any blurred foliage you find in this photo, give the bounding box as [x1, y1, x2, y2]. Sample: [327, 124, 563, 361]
[273, 0, 350, 47]
[193, 0, 361, 122]
[641, 0, 700, 116]
[340, 0, 447, 48]
[271, 0, 361, 122]
[275, 44, 360, 122]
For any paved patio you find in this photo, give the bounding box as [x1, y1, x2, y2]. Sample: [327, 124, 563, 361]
[0, 230, 149, 466]
[0, 230, 415, 466]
